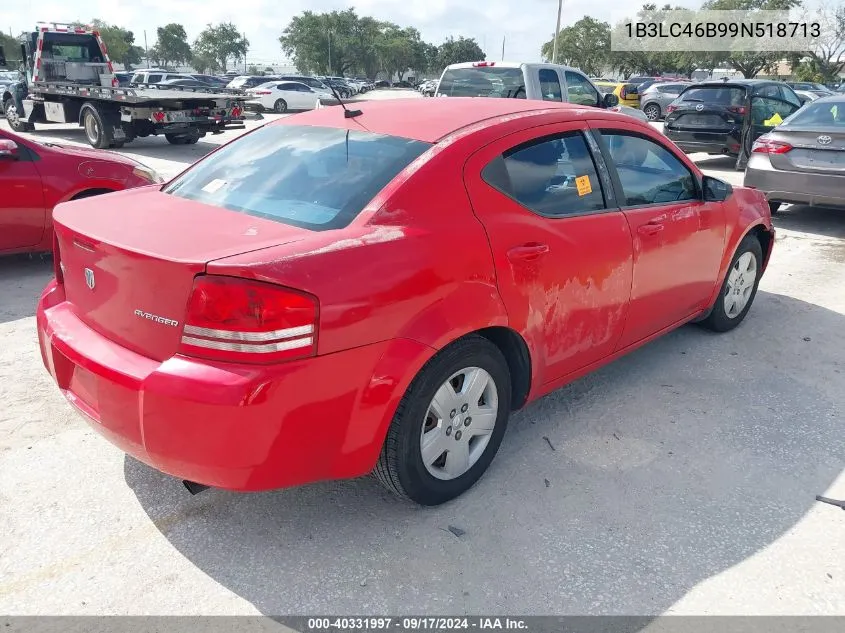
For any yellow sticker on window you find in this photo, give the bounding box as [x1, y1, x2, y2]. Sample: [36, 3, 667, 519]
[575, 175, 592, 196]
[763, 112, 783, 127]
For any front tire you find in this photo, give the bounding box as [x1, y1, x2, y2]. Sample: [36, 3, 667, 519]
[5, 100, 35, 132]
[700, 234, 763, 333]
[375, 335, 512, 505]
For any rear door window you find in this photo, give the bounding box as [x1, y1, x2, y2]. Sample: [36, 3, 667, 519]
[437, 66, 526, 98]
[164, 124, 431, 231]
[481, 131, 606, 216]
[147, 74, 162, 83]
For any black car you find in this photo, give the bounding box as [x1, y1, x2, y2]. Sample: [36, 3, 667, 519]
[664, 79, 803, 169]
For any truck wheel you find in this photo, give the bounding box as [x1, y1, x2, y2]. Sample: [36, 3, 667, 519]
[81, 104, 113, 149]
[4, 100, 35, 132]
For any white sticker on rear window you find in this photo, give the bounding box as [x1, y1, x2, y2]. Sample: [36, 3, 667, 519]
[202, 179, 227, 193]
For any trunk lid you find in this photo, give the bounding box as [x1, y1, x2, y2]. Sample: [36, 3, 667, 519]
[767, 127, 845, 174]
[53, 187, 309, 361]
[666, 86, 747, 131]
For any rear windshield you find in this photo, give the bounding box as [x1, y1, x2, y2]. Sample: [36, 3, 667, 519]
[679, 86, 746, 106]
[164, 124, 430, 231]
[783, 100, 844, 127]
[438, 67, 526, 98]
[595, 84, 616, 95]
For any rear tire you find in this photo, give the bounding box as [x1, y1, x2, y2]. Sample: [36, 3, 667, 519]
[165, 130, 200, 145]
[643, 103, 661, 121]
[374, 335, 512, 505]
[81, 104, 112, 149]
[273, 99, 287, 113]
[699, 234, 763, 333]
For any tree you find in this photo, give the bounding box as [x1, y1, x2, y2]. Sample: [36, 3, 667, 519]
[376, 26, 427, 82]
[794, 3, 845, 82]
[73, 20, 143, 68]
[247, 64, 260, 74]
[0, 32, 22, 67]
[264, 66, 274, 73]
[701, 0, 804, 77]
[541, 17, 611, 76]
[280, 9, 365, 76]
[154, 23, 192, 69]
[191, 52, 219, 74]
[194, 22, 249, 72]
[436, 36, 485, 68]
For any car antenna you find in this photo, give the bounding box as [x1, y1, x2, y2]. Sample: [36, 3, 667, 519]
[326, 83, 362, 118]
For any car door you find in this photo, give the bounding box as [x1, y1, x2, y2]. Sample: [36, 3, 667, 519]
[463, 121, 634, 385]
[0, 133, 46, 251]
[747, 84, 801, 147]
[590, 123, 726, 348]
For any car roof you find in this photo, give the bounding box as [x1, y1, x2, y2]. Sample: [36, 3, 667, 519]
[442, 61, 583, 72]
[692, 79, 777, 88]
[275, 97, 639, 143]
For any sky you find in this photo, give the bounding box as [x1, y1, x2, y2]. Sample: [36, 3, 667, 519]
[0, 0, 827, 70]
[0, 0, 698, 68]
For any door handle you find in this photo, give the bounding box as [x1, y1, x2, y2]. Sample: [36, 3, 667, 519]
[507, 243, 549, 262]
[638, 223, 664, 236]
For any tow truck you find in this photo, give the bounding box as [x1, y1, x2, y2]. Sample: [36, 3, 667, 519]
[1, 23, 249, 148]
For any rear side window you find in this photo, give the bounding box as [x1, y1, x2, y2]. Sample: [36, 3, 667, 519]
[660, 84, 685, 94]
[680, 86, 745, 106]
[482, 132, 606, 217]
[147, 74, 162, 83]
[539, 69, 562, 102]
[437, 67, 526, 98]
[164, 125, 431, 231]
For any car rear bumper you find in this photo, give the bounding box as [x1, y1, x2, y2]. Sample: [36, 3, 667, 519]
[744, 155, 845, 209]
[37, 281, 435, 491]
[664, 128, 741, 155]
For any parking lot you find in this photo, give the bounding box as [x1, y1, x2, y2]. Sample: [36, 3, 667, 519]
[1, 90, 844, 616]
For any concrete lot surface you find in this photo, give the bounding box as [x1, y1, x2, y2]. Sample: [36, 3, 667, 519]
[1, 90, 843, 616]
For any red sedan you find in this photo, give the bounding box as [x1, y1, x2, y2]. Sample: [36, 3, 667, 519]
[0, 128, 162, 255]
[36, 99, 774, 505]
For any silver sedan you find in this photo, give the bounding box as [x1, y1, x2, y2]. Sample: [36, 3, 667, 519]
[744, 95, 845, 213]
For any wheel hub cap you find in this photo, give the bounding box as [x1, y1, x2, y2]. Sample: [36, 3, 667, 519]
[723, 251, 758, 319]
[420, 367, 499, 481]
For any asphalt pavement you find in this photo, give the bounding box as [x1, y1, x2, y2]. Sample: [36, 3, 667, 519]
[1, 90, 843, 617]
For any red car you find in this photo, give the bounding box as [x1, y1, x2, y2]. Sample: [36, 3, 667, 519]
[37, 99, 774, 505]
[0, 128, 161, 255]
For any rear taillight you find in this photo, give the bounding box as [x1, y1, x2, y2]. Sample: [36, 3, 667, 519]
[620, 85, 629, 99]
[53, 232, 63, 284]
[179, 276, 318, 364]
[666, 105, 677, 114]
[728, 105, 747, 115]
[752, 137, 792, 154]
[472, 61, 495, 67]
[254, 90, 271, 95]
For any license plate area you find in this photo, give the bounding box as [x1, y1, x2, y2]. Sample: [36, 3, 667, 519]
[69, 365, 99, 412]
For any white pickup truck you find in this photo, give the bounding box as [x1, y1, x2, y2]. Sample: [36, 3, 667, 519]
[435, 61, 649, 122]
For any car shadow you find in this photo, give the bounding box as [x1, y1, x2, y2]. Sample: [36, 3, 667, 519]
[0, 254, 54, 323]
[124, 289, 845, 616]
[773, 205, 845, 241]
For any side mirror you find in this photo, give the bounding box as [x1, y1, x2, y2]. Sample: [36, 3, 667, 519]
[603, 92, 619, 108]
[0, 139, 19, 159]
[703, 175, 732, 202]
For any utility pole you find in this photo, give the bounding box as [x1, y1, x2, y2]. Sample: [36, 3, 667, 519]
[327, 30, 332, 75]
[552, 0, 563, 63]
[143, 30, 148, 66]
[501, 35, 505, 61]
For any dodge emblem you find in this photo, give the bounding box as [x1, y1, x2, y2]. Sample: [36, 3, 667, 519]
[84, 267, 95, 290]
[817, 135, 832, 145]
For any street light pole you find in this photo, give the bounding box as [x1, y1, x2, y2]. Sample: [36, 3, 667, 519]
[552, 0, 563, 63]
